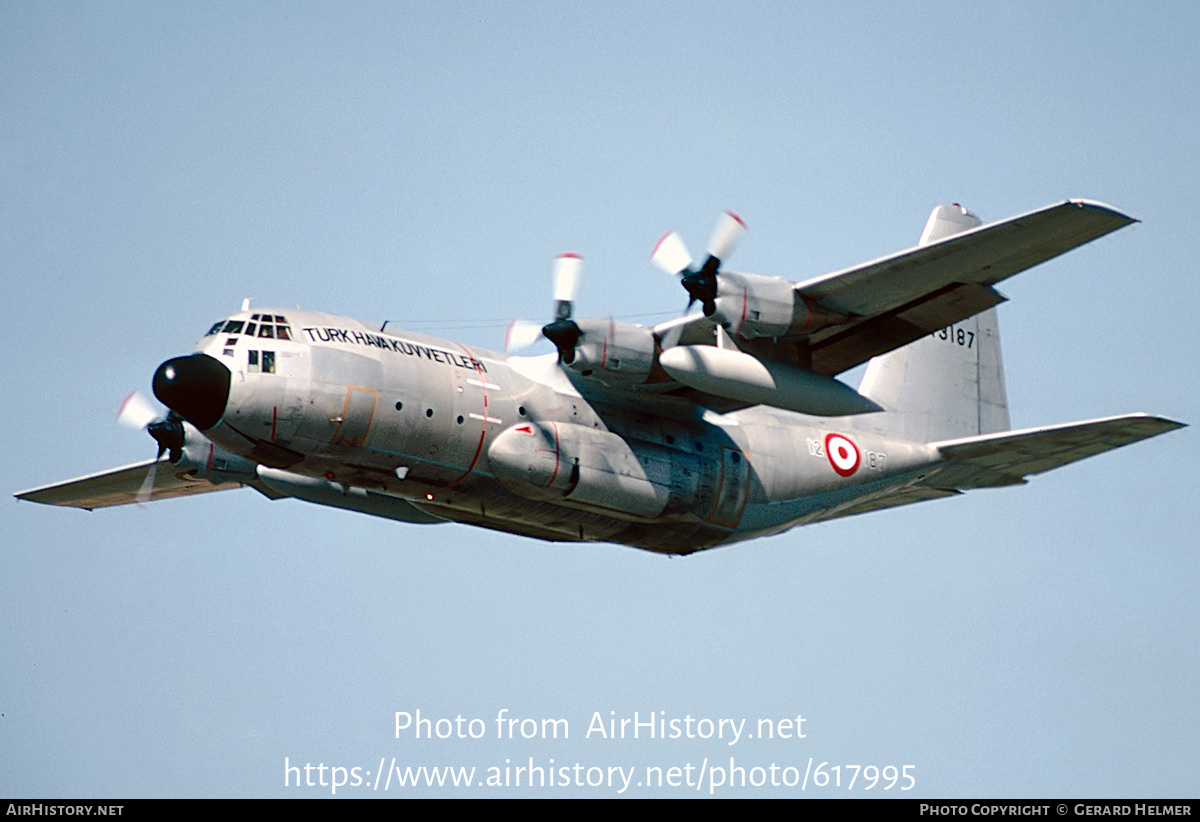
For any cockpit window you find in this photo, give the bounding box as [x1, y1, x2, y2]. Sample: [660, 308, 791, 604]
[210, 316, 292, 340]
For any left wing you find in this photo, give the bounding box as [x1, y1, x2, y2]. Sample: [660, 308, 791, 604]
[652, 199, 1133, 391]
[796, 200, 1134, 375]
[15, 458, 253, 510]
[583, 200, 1135, 417]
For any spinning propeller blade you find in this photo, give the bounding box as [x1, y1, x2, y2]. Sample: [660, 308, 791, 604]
[652, 211, 747, 318]
[117, 391, 159, 430]
[116, 391, 185, 504]
[650, 231, 693, 276]
[542, 253, 584, 364]
[706, 210, 747, 262]
[504, 319, 544, 352]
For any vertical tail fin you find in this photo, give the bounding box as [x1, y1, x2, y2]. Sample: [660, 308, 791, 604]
[856, 205, 1011, 443]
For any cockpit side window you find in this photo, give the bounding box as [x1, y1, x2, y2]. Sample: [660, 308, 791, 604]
[247, 349, 276, 374]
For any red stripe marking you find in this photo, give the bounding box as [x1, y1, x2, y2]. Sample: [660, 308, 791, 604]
[546, 422, 561, 487]
[439, 343, 489, 494]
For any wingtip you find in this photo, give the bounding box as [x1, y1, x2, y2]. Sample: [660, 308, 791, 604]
[1120, 411, 1187, 430]
[1067, 199, 1139, 224]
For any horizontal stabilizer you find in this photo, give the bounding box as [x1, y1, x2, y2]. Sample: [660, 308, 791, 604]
[15, 459, 247, 510]
[929, 414, 1185, 489]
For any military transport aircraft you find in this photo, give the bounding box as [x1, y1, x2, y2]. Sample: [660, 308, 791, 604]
[15, 201, 1184, 554]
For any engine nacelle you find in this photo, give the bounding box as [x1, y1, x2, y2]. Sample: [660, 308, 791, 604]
[713, 271, 845, 339]
[487, 421, 710, 519]
[567, 319, 657, 384]
[175, 421, 260, 484]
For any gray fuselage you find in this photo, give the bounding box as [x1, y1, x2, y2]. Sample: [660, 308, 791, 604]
[186, 308, 936, 554]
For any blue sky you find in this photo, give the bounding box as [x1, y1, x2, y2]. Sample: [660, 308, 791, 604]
[2, 2, 1196, 797]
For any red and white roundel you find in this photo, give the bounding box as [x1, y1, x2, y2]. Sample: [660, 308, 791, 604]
[824, 432, 860, 477]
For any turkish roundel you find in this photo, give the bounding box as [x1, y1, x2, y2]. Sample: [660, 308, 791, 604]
[824, 433, 860, 477]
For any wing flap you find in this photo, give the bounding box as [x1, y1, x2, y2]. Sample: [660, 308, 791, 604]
[15, 459, 246, 510]
[928, 413, 1184, 489]
[809, 282, 1005, 376]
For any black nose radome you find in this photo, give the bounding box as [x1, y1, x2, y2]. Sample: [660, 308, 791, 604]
[152, 354, 231, 431]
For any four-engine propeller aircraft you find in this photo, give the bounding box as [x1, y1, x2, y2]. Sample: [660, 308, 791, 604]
[16, 201, 1184, 554]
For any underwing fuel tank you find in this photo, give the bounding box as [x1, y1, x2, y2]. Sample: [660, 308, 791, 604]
[486, 422, 704, 519]
[658, 345, 881, 416]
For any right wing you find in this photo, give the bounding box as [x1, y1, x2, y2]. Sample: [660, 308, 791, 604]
[15, 458, 255, 510]
[925, 413, 1185, 490]
[807, 414, 1184, 523]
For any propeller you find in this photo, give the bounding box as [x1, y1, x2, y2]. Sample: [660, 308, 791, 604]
[117, 390, 185, 504]
[504, 319, 543, 352]
[116, 390, 159, 430]
[651, 210, 746, 317]
[540, 253, 584, 364]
